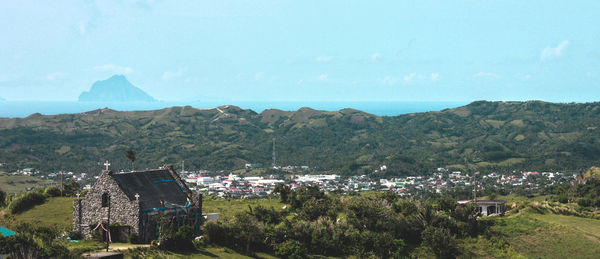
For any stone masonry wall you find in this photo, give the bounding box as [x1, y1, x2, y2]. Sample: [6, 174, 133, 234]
[74, 170, 140, 238]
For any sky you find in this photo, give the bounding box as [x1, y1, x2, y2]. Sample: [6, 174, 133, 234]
[0, 0, 599, 102]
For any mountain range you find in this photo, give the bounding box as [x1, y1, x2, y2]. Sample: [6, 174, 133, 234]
[78, 75, 155, 102]
[0, 101, 599, 176]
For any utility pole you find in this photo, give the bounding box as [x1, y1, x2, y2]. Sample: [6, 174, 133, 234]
[182, 160, 185, 174]
[106, 193, 110, 252]
[272, 138, 276, 167]
[473, 171, 479, 202]
[60, 170, 63, 197]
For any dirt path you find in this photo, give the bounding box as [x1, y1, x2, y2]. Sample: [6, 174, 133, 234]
[108, 244, 151, 251]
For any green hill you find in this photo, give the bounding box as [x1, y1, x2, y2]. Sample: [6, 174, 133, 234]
[477, 208, 600, 259]
[1, 101, 600, 176]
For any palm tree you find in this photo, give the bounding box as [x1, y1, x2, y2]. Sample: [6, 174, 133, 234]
[125, 149, 136, 171]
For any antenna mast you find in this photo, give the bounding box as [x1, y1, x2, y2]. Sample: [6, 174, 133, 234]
[473, 171, 479, 202]
[272, 138, 276, 167]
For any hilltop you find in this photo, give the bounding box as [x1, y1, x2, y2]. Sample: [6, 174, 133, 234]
[78, 75, 156, 102]
[0, 101, 599, 175]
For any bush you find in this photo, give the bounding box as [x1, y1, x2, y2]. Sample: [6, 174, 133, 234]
[157, 216, 195, 252]
[8, 191, 47, 214]
[0, 188, 6, 207]
[421, 226, 458, 258]
[275, 240, 307, 259]
[578, 198, 592, 207]
[557, 194, 569, 204]
[44, 186, 62, 197]
[129, 233, 141, 244]
[67, 230, 83, 240]
[202, 221, 232, 246]
[0, 224, 76, 259]
[91, 228, 104, 242]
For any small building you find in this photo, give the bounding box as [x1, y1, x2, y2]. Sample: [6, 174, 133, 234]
[245, 163, 263, 169]
[475, 200, 506, 216]
[457, 199, 506, 217]
[73, 165, 202, 242]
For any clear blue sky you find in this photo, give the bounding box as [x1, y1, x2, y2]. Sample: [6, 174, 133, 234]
[1, 1, 599, 102]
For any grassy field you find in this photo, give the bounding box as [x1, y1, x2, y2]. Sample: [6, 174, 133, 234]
[6, 196, 75, 230]
[0, 172, 55, 194]
[154, 247, 278, 259]
[487, 210, 600, 258]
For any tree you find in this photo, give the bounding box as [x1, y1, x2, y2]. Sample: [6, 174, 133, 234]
[273, 183, 292, 203]
[125, 149, 136, 171]
[232, 212, 263, 254]
[421, 226, 458, 258]
[0, 188, 6, 207]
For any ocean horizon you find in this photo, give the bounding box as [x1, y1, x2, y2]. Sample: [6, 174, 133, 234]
[0, 101, 470, 118]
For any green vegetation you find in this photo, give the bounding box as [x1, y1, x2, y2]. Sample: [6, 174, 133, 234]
[201, 187, 486, 258]
[202, 196, 283, 220]
[12, 197, 75, 230]
[486, 210, 600, 258]
[5, 179, 600, 258]
[2, 101, 600, 176]
[0, 172, 54, 194]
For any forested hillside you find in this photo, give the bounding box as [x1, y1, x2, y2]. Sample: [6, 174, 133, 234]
[1, 101, 599, 176]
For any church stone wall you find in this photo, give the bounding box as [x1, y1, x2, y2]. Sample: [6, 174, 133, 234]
[74, 170, 140, 238]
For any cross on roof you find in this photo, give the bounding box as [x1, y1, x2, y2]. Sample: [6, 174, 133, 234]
[135, 193, 140, 201]
[104, 160, 111, 171]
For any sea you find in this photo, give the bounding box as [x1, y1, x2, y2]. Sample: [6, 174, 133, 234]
[0, 101, 469, 118]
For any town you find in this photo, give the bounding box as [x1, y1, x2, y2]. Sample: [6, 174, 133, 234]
[7, 162, 577, 199]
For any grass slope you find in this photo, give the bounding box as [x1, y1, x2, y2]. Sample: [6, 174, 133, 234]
[491, 210, 600, 259]
[0, 172, 55, 194]
[12, 196, 75, 230]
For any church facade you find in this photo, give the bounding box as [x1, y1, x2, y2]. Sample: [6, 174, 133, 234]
[73, 164, 202, 242]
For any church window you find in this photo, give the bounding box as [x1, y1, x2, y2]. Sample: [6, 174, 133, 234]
[102, 193, 109, 207]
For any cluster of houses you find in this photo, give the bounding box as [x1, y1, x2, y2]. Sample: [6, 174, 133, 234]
[10, 165, 578, 200]
[378, 168, 577, 195]
[166, 167, 576, 199]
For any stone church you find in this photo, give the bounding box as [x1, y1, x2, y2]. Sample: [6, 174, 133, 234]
[73, 164, 202, 242]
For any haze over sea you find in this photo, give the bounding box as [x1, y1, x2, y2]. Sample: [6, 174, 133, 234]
[0, 101, 468, 118]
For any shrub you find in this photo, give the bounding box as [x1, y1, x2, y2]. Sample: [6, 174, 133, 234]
[202, 221, 232, 246]
[129, 233, 141, 244]
[8, 191, 47, 214]
[421, 226, 458, 258]
[557, 194, 569, 204]
[44, 186, 62, 197]
[0, 188, 6, 207]
[578, 198, 592, 207]
[275, 240, 307, 259]
[67, 230, 83, 240]
[91, 228, 104, 242]
[157, 215, 195, 252]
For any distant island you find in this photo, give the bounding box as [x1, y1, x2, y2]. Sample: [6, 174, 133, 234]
[78, 75, 156, 102]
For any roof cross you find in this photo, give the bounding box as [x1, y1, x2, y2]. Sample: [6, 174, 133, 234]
[104, 160, 111, 171]
[134, 193, 140, 201]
